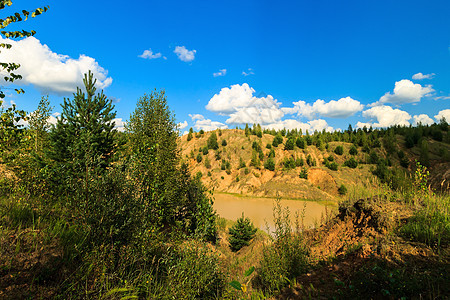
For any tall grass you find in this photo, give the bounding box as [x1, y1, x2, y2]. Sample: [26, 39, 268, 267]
[254, 198, 310, 293]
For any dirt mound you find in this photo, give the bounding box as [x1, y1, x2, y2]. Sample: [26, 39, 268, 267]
[429, 162, 450, 193]
[308, 196, 404, 259]
[307, 168, 337, 195]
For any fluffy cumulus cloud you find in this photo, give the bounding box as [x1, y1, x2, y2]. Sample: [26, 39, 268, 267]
[413, 114, 434, 126]
[139, 49, 162, 59]
[376, 79, 434, 105]
[357, 105, 411, 128]
[189, 114, 227, 131]
[286, 97, 363, 119]
[262, 119, 334, 133]
[412, 72, 435, 80]
[435, 109, 450, 122]
[177, 120, 188, 130]
[206, 83, 284, 124]
[213, 69, 226, 77]
[0, 37, 112, 95]
[112, 118, 126, 132]
[174, 46, 196, 62]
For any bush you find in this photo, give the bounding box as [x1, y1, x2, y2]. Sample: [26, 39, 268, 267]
[299, 167, 308, 179]
[264, 157, 276, 171]
[327, 162, 338, 171]
[255, 199, 309, 293]
[228, 214, 257, 251]
[349, 145, 358, 155]
[334, 145, 344, 155]
[162, 243, 226, 299]
[306, 154, 316, 166]
[344, 157, 358, 168]
[338, 184, 347, 195]
[221, 139, 227, 146]
[202, 146, 209, 155]
[296, 137, 306, 149]
[196, 153, 202, 163]
[284, 138, 295, 150]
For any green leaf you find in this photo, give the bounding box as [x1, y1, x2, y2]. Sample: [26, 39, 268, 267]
[244, 266, 255, 277]
[229, 280, 242, 291]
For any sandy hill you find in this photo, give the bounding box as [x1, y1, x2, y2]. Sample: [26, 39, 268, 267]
[179, 128, 450, 202]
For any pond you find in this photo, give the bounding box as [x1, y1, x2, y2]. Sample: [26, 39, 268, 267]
[213, 193, 333, 233]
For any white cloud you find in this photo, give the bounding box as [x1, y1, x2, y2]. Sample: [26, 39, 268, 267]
[226, 106, 284, 125]
[174, 46, 196, 62]
[213, 69, 227, 77]
[178, 120, 188, 130]
[262, 119, 334, 133]
[206, 83, 284, 125]
[189, 114, 227, 132]
[188, 113, 205, 121]
[242, 68, 254, 76]
[376, 79, 434, 105]
[413, 114, 434, 126]
[287, 97, 363, 119]
[435, 109, 450, 122]
[0, 37, 112, 95]
[358, 105, 411, 128]
[412, 72, 435, 80]
[112, 118, 126, 132]
[139, 49, 162, 59]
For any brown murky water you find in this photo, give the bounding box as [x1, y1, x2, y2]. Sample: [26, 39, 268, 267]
[213, 193, 331, 232]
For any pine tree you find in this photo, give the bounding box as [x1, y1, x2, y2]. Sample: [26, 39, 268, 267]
[48, 71, 116, 180]
[228, 213, 257, 251]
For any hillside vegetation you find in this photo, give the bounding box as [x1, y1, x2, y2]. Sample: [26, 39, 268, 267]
[181, 123, 450, 201]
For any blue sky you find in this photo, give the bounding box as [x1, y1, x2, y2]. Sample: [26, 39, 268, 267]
[1, 0, 449, 133]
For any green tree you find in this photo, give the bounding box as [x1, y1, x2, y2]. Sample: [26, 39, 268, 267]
[228, 213, 257, 251]
[48, 71, 116, 182]
[0, 1, 49, 98]
[126, 90, 216, 240]
[264, 157, 276, 171]
[284, 137, 295, 150]
[187, 127, 193, 141]
[28, 95, 52, 152]
[207, 131, 219, 150]
[296, 137, 306, 149]
[334, 145, 344, 155]
[349, 145, 358, 156]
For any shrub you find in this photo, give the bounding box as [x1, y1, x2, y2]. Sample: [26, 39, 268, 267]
[296, 137, 306, 149]
[202, 146, 209, 155]
[299, 167, 308, 179]
[306, 154, 316, 166]
[255, 199, 309, 293]
[266, 143, 272, 149]
[239, 157, 246, 169]
[162, 244, 226, 299]
[284, 138, 295, 150]
[349, 145, 358, 155]
[338, 184, 347, 195]
[334, 145, 344, 155]
[196, 153, 202, 163]
[264, 157, 276, 171]
[204, 157, 211, 169]
[344, 157, 358, 168]
[221, 139, 227, 146]
[328, 162, 338, 171]
[228, 214, 257, 251]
